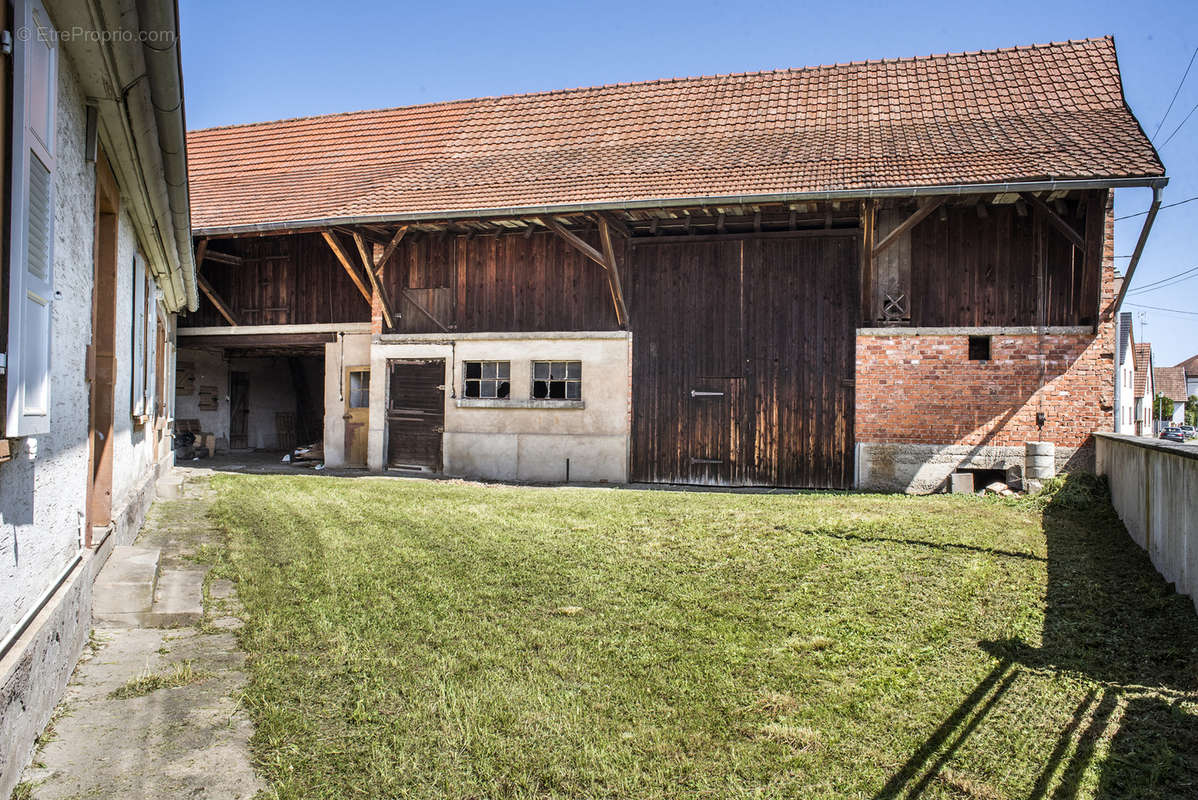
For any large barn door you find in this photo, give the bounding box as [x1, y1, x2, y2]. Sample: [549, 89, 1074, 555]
[628, 233, 857, 488]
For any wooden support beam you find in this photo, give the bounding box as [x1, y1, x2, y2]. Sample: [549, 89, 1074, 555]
[540, 218, 608, 269]
[597, 215, 630, 328]
[321, 230, 373, 305]
[399, 289, 450, 332]
[590, 210, 631, 239]
[1020, 192, 1086, 251]
[871, 196, 944, 260]
[202, 249, 243, 266]
[373, 225, 409, 277]
[196, 273, 240, 326]
[352, 231, 394, 330]
[194, 238, 208, 269]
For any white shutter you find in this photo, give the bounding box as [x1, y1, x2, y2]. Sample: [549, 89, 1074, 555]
[4, 0, 57, 437]
[131, 254, 147, 416]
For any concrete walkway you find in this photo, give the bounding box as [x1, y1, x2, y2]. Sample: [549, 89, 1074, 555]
[16, 470, 262, 799]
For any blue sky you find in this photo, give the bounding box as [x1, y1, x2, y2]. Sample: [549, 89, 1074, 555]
[179, 0, 1198, 367]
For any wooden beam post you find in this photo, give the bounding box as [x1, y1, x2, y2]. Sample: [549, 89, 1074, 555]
[871, 196, 944, 259]
[1020, 192, 1086, 251]
[597, 215, 629, 328]
[194, 238, 208, 268]
[540, 218, 608, 269]
[373, 225, 409, 277]
[196, 273, 240, 326]
[860, 199, 875, 323]
[352, 231, 395, 330]
[321, 229, 373, 305]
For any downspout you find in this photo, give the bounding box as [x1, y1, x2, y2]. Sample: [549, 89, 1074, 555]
[1108, 185, 1163, 318]
[135, 0, 197, 311]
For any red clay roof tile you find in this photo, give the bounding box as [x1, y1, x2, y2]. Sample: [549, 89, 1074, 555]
[187, 36, 1164, 233]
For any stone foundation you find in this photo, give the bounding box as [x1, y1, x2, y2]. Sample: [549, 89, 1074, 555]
[856, 442, 1080, 494]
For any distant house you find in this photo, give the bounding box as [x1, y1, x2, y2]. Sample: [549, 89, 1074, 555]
[181, 36, 1164, 494]
[1176, 354, 1198, 401]
[1154, 367, 1189, 426]
[0, 2, 195, 795]
[1114, 313, 1137, 434]
[1133, 343, 1155, 436]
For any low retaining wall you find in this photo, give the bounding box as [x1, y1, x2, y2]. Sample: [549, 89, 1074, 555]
[1096, 433, 1197, 614]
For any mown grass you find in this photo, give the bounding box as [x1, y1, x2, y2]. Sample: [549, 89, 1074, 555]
[108, 660, 212, 700]
[207, 473, 1198, 799]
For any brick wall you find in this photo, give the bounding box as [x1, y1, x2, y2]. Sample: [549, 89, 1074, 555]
[855, 200, 1116, 452]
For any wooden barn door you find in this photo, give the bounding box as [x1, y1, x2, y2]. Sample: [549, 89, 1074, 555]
[386, 359, 444, 471]
[229, 371, 250, 449]
[627, 233, 857, 488]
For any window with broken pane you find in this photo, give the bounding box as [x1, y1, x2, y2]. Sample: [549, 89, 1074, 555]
[532, 361, 581, 400]
[463, 360, 510, 399]
[348, 370, 370, 408]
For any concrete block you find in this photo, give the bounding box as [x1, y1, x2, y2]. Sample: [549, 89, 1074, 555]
[150, 569, 206, 626]
[93, 547, 159, 622]
[950, 472, 974, 494]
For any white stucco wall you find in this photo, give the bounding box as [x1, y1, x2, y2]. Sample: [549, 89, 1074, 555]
[174, 348, 229, 447]
[1115, 343, 1135, 433]
[367, 333, 631, 482]
[324, 333, 371, 467]
[1, 50, 96, 638]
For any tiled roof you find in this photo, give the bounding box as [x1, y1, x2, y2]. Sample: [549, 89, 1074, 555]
[1118, 312, 1133, 366]
[187, 36, 1164, 233]
[1154, 367, 1189, 403]
[1174, 354, 1198, 377]
[1134, 343, 1153, 398]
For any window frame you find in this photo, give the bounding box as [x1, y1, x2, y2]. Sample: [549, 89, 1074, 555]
[462, 360, 511, 400]
[531, 360, 582, 402]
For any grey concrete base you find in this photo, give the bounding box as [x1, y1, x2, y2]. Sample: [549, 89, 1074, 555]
[150, 570, 206, 626]
[857, 442, 1082, 494]
[92, 547, 160, 626]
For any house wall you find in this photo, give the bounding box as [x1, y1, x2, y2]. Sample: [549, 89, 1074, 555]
[855, 199, 1116, 493]
[1, 45, 171, 795]
[1115, 336, 1135, 434]
[323, 333, 371, 467]
[367, 333, 630, 482]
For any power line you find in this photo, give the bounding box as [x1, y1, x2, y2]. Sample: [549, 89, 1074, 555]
[1115, 194, 1198, 221]
[1152, 46, 1198, 140]
[1125, 302, 1198, 316]
[1159, 98, 1198, 148]
[1127, 263, 1198, 294]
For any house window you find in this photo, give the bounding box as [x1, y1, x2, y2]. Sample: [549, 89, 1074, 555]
[968, 336, 991, 361]
[348, 369, 370, 408]
[464, 361, 510, 399]
[532, 361, 581, 400]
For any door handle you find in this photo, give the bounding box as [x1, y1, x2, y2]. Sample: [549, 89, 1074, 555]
[690, 390, 724, 398]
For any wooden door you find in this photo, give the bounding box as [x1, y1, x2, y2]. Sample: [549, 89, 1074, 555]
[386, 359, 444, 471]
[87, 152, 119, 535]
[343, 366, 370, 466]
[627, 232, 858, 488]
[229, 371, 250, 449]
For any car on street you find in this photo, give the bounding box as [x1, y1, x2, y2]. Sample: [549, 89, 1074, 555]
[1160, 427, 1186, 443]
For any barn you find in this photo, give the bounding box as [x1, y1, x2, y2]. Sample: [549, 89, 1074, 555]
[179, 36, 1165, 491]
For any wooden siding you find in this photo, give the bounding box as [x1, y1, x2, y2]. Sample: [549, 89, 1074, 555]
[872, 190, 1106, 327]
[183, 233, 372, 327]
[382, 231, 620, 333]
[626, 232, 858, 488]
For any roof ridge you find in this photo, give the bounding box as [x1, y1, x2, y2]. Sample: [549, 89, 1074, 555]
[188, 36, 1115, 135]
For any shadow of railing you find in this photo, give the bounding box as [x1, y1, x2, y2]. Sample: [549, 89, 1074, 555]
[872, 474, 1198, 800]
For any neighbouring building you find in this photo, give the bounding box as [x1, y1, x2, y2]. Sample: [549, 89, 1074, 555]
[1134, 342, 1156, 436]
[1176, 354, 1198, 401]
[1114, 312, 1137, 434]
[0, 1, 195, 794]
[179, 36, 1165, 493]
[1153, 366, 1189, 427]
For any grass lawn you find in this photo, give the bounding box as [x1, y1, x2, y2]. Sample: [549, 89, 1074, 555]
[205, 474, 1198, 799]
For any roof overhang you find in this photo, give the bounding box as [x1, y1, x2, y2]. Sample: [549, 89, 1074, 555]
[192, 175, 1169, 238]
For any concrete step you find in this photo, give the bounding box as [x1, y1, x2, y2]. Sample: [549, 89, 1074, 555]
[147, 569, 206, 627]
[93, 546, 160, 627]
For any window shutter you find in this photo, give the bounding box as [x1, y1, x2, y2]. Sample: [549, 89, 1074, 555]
[4, 0, 56, 437]
[131, 254, 147, 417]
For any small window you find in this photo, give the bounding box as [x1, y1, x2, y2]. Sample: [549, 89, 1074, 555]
[532, 361, 582, 400]
[464, 360, 510, 399]
[348, 370, 370, 408]
[968, 336, 991, 361]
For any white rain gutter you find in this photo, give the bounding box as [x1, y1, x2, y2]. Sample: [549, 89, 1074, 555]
[192, 175, 1170, 238]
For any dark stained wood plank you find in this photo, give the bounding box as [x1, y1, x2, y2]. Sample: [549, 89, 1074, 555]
[196, 273, 240, 326]
[321, 230, 373, 304]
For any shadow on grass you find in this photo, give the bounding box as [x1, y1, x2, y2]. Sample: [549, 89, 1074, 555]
[874, 473, 1198, 800]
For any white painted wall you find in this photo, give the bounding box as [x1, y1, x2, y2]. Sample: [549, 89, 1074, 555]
[368, 333, 631, 482]
[324, 333, 371, 467]
[174, 348, 229, 447]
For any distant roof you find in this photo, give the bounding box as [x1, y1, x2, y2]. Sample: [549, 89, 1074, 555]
[1118, 312, 1133, 365]
[1175, 354, 1198, 376]
[187, 36, 1164, 234]
[1134, 343, 1153, 398]
[1155, 367, 1189, 403]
